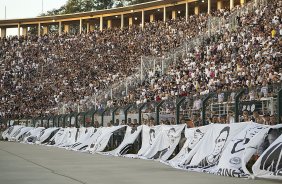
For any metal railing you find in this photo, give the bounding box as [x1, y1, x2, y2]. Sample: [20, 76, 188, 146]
[2, 83, 281, 128]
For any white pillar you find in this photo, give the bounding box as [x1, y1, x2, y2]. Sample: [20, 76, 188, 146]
[186, 2, 189, 22]
[87, 22, 90, 33]
[17, 24, 20, 37]
[22, 27, 27, 37]
[140, 56, 143, 81]
[194, 5, 199, 15]
[240, 0, 246, 5]
[107, 19, 112, 29]
[79, 18, 82, 34]
[163, 6, 166, 22]
[125, 80, 128, 96]
[43, 26, 48, 35]
[129, 17, 133, 26]
[59, 21, 62, 35]
[150, 14, 155, 22]
[64, 24, 70, 33]
[208, 0, 211, 14]
[100, 16, 103, 31]
[1, 27, 6, 38]
[172, 11, 176, 20]
[141, 10, 145, 29]
[230, 0, 234, 10]
[217, 0, 223, 10]
[121, 14, 124, 29]
[90, 24, 95, 32]
[38, 23, 41, 37]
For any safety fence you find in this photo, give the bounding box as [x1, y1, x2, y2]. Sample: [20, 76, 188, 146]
[1, 83, 281, 128]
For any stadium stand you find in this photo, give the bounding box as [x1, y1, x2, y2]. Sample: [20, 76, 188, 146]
[0, 0, 281, 126]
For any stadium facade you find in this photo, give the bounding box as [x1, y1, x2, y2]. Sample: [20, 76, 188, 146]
[0, 0, 250, 38]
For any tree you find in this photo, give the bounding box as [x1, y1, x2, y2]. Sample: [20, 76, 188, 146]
[128, 0, 154, 5]
[40, 0, 153, 16]
[92, 0, 114, 10]
[64, 0, 83, 14]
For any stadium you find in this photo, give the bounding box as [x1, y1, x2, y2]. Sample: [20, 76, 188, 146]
[0, 0, 282, 183]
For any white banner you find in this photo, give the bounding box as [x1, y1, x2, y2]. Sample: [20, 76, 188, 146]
[179, 123, 247, 172]
[70, 127, 96, 151]
[168, 125, 209, 167]
[3, 125, 24, 141]
[10, 127, 34, 142]
[3, 123, 282, 180]
[252, 126, 282, 180]
[103, 125, 142, 156]
[216, 123, 268, 177]
[126, 125, 185, 160]
[36, 127, 60, 144]
[22, 127, 45, 143]
[88, 125, 126, 153]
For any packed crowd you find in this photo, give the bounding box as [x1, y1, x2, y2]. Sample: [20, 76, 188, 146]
[1, 0, 282, 125]
[112, 0, 282, 125]
[0, 10, 210, 120]
[124, 1, 282, 103]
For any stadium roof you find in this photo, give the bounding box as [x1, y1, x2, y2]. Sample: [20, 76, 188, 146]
[0, 0, 196, 27]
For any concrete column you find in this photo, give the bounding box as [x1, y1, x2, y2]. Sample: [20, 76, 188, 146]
[141, 10, 145, 29]
[129, 17, 133, 26]
[17, 24, 20, 37]
[22, 27, 28, 37]
[230, 0, 234, 10]
[186, 2, 189, 22]
[43, 26, 48, 35]
[107, 20, 112, 29]
[100, 16, 103, 31]
[208, 0, 211, 14]
[150, 14, 155, 22]
[240, 0, 246, 5]
[1, 27, 6, 38]
[79, 18, 82, 34]
[90, 24, 95, 32]
[64, 24, 70, 33]
[217, 0, 223, 10]
[163, 6, 166, 22]
[87, 22, 90, 33]
[59, 21, 62, 35]
[194, 5, 199, 15]
[172, 11, 177, 20]
[38, 23, 41, 37]
[121, 14, 124, 29]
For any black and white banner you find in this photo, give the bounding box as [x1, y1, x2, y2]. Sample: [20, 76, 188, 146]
[252, 126, 282, 180]
[126, 124, 185, 160]
[3, 123, 282, 180]
[36, 127, 60, 144]
[168, 125, 209, 167]
[88, 125, 126, 153]
[216, 123, 268, 177]
[103, 125, 142, 156]
[22, 127, 45, 143]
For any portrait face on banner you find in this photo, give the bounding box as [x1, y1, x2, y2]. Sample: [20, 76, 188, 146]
[212, 127, 230, 156]
[198, 126, 230, 168]
[188, 129, 204, 150]
[149, 129, 156, 146]
[167, 128, 177, 145]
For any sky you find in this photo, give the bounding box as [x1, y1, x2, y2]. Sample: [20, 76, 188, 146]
[0, 0, 68, 35]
